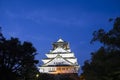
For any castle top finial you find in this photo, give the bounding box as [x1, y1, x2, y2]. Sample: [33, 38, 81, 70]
[57, 38, 64, 42]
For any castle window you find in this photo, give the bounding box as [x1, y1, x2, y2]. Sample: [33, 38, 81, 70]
[62, 68, 65, 70]
[58, 68, 61, 70]
[66, 68, 68, 70]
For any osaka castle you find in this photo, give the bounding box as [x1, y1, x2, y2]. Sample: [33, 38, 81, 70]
[38, 38, 80, 74]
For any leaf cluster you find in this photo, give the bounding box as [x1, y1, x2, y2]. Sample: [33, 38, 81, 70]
[0, 31, 39, 80]
[82, 17, 120, 80]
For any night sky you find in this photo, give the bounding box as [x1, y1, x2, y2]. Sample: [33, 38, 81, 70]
[0, 0, 120, 73]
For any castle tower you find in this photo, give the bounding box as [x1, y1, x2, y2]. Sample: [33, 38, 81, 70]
[38, 38, 80, 74]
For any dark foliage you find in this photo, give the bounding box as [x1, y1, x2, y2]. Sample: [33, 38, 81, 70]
[0, 29, 39, 80]
[37, 73, 79, 80]
[82, 17, 120, 80]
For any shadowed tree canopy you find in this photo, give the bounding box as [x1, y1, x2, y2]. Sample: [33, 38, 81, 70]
[82, 17, 120, 80]
[0, 29, 39, 80]
[37, 73, 79, 80]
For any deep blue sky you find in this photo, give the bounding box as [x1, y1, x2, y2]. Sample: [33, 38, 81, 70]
[0, 0, 120, 72]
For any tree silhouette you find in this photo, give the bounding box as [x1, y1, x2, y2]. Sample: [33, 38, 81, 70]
[82, 17, 120, 80]
[0, 29, 39, 80]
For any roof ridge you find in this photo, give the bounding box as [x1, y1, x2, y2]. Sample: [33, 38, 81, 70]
[42, 54, 74, 66]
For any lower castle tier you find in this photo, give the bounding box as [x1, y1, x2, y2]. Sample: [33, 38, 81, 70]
[38, 38, 80, 74]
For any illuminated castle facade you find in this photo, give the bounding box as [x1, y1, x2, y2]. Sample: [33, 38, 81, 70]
[38, 38, 80, 74]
